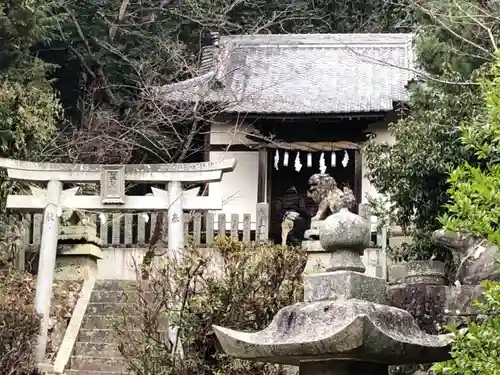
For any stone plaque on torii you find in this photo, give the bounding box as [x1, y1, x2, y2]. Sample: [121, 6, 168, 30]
[0, 157, 236, 362]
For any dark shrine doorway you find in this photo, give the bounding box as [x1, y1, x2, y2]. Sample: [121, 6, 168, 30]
[247, 114, 384, 244]
[268, 149, 356, 244]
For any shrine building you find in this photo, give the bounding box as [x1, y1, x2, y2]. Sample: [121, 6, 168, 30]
[158, 33, 415, 240]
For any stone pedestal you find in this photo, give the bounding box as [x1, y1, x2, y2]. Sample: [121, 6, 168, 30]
[302, 240, 329, 273]
[388, 263, 408, 284]
[303, 243, 384, 278]
[55, 243, 102, 280]
[405, 260, 446, 285]
[303, 270, 386, 304]
[59, 223, 98, 241]
[55, 220, 103, 280]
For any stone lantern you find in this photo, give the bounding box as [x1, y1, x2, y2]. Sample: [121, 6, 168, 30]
[213, 196, 452, 375]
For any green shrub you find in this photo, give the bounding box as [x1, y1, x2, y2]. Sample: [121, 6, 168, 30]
[441, 53, 500, 246]
[0, 270, 41, 375]
[115, 238, 306, 375]
[433, 281, 500, 375]
[433, 54, 500, 375]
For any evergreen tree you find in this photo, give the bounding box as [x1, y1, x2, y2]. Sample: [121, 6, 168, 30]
[0, 0, 61, 160]
[363, 0, 499, 260]
[441, 51, 500, 246]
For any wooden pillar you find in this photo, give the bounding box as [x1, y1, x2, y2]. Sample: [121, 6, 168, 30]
[353, 148, 363, 213]
[203, 129, 210, 162]
[257, 147, 268, 203]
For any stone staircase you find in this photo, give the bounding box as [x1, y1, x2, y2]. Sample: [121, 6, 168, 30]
[64, 280, 137, 375]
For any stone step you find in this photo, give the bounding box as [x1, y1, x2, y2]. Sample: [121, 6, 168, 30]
[77, 328, 164, 343]
[82, 315, 119, 330]
[86, 302, 137, 315]
[90, 290, 156, 304]
[93, 280, 137, 291]
[65, 370, 123, 375]
[78, 329, 117, 343]
[90, 290, 137, 303]
[73, 342, 123, 358]
[93, 280, 151, 291]
[70, 356, 127, 372]
[82, 314, 168, 330]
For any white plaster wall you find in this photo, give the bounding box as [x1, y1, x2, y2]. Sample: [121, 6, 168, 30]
[97, 247, 145, 280]
[97, 247, 224, 280]
[361, 120, 395, 203]
[210, 120, 257, 145]
[209, 151, 259, 230]
[97, 247, 385, 280]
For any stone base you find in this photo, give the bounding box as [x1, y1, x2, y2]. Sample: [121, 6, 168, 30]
[327, 249, 365, 273]
[388, 263, 408, 284]
[304, 270, 386, 304]
[300, 361, 388, 375]
[59, 224, 102, 246]
[55, 243, 103, 280]
[387, 283, 484, 325]
[405, 261, 446, 285]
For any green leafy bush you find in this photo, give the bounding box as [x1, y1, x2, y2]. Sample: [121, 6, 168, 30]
[115, 238, 306, 375]
[432, 53, 500, 375]
[0, 270, 40, 375]
[433, 281, 500, 375]
[0, 79, 60, 159]
[441, 53, 500, 246]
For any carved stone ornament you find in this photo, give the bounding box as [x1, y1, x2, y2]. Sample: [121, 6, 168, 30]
[100, 166, 125, 204]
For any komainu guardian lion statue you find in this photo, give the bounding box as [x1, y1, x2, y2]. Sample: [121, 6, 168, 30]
[307, 173, 356, 221]
[304, 173, 356, 240]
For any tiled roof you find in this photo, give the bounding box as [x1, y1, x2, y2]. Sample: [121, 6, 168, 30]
[158, 33, 415, 114]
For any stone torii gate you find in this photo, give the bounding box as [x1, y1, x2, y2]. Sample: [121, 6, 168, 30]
[0, 157, 236, 362]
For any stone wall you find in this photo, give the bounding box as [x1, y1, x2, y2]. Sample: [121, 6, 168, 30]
[97, 246, 385, 280]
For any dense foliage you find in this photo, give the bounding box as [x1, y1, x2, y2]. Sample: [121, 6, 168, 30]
[431, 49, 500, 375]
[363, 0, 498, 260]
[433, 281, 500, 375]
[441, 53, 500, 246]
[115, 238, 306, 375]
[0, 0, 61, 160]
[0, 0, 61, 215]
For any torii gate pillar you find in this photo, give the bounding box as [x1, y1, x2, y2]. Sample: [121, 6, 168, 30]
[168, 181, 184, 256]
[36, 180, 63, 359]
[0, 158, 236, 362]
